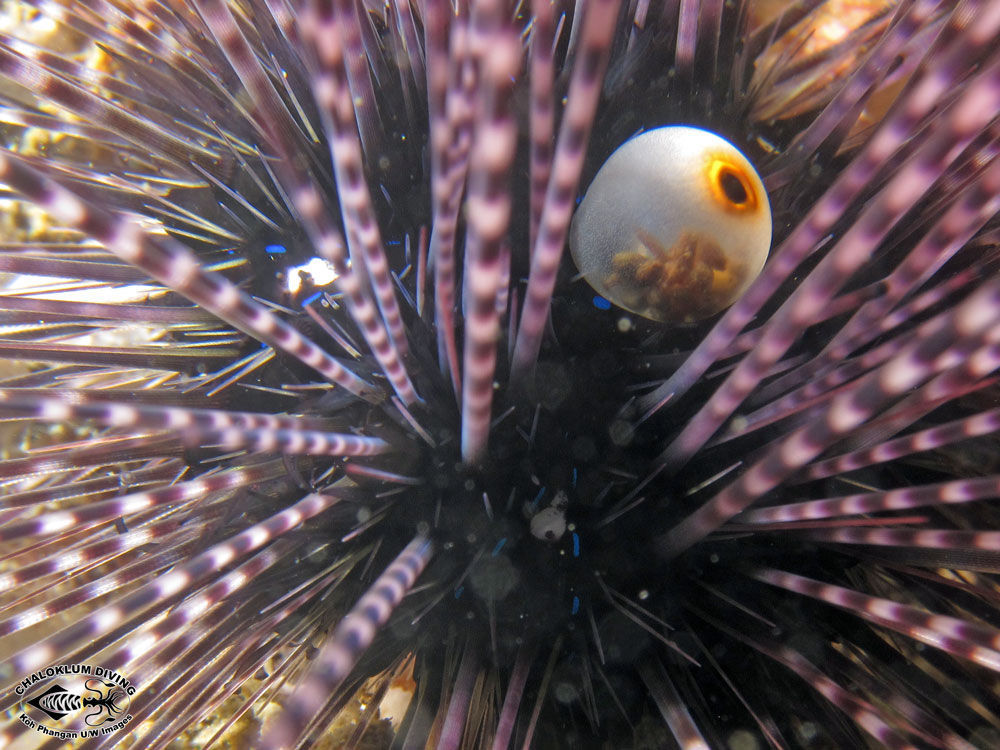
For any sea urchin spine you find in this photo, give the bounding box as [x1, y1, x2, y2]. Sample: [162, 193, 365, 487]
[0, 1, 999, 749]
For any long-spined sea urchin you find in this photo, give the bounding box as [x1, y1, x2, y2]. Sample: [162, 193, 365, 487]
[0, 1, 999, 748]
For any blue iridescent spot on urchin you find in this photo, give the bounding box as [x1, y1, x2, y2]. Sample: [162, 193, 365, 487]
[265, 244, 287, 255]
[300, 291, 322, 308]
[572, 532, 580, 558]
[592, 295, 611, 310]
[492, 538, 507, 556]
[571, 596, 580, 615]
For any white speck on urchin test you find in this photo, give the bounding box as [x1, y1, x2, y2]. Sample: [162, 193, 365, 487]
[530, 504, 567, 542]
[285, 256, 338, 294]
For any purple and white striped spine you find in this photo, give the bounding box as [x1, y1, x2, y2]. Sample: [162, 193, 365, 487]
[805, 406, 1000, 480]
[749, 567, 1000, 672]
[658, 278, 1000, 556]
[320, 0, 413, 361]
[459, 0, 520, 462]
[658, 46, 1000, 470]
[639, 0, 1000, 417]
[0, 390, 390, 457]
[638, 659, 711, 750]
[9, 492, 343, 675]
[737, 473, 1000, 524]
[197, 0, 418, 405]
[262, 535, 432, 749]
[528, 0, 556, 255]
[510, 0, 621, 384]
[0, 152, 379, 400]
[0, 461, 284, 543]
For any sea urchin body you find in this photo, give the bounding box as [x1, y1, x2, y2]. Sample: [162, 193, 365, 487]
[0, 1, 999, 749]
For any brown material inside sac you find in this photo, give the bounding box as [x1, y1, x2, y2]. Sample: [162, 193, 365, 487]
[603, 229, 746, 323]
